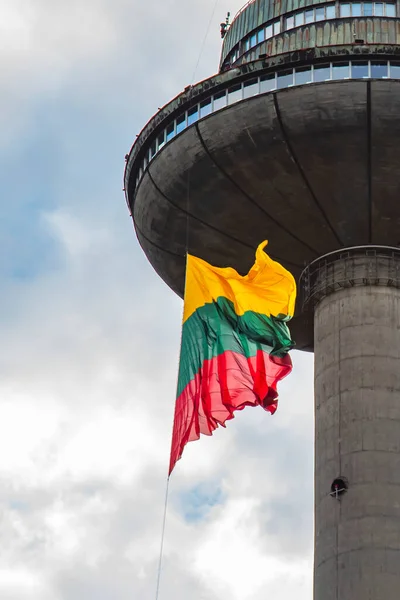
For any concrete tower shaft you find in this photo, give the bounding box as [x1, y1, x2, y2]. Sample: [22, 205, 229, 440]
[301, 247, 400, 599]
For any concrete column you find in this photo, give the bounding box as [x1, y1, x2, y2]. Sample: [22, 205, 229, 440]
[307, 249, 400, 600]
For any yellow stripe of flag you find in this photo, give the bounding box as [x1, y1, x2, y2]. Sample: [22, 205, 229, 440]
[183, 240, 296, 324]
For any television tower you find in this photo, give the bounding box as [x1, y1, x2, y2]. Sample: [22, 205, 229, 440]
[124, 1, 400, 597]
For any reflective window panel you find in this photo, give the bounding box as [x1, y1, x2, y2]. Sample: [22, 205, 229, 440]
[371, 61, 388, 77]
[326, 5, 336, 18]
[187, 105, 199, 126]
[295, 11, 305, 26]
[295, 66, 312, 85]
[258, 28, 265, 43]
[228, 84, 242, 104]
[277, 69, 293, 88]
[314, 64, 331, 82]
[352, 61, 369, 77]
[243, 78, 259, 98]
[166, 122, 175, 142]
[390, 62, 400, 78]
[332, 62, 350, 79]
[274, 20, 281, 34]
[375, 2, 384, 14]
[305, 8, 314, 22]
[150, 140, 157, 158]
[364, 2, 373, 15]
[250, 33, 257, 48]
[260, 73, 276, 92]
[176, 114, 186, 134]
[200, 98, 212, 118]
[158, 131, 166, 150]
[265, 24, 273, 38]
[285, 15, 295, 29]
[213, 90, 227, 110]
[352, 2, 362, 15]
[386, 3, 396, 16]
[340, 3, 351, 16]
[315, 7, 325, 20]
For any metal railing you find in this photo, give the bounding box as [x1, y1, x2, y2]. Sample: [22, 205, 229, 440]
[300, 246, 400, 311]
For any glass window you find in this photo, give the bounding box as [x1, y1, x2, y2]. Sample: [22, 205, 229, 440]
[274, 20, 281, 34]
[277, 69, 293, 88]
[386, 3, 396, 16]
[158, 131, 166, 150]
[176, 113, 186, 134]
[228, 84, 242, 104]
[305, 8, 314, 23]
[332, 62, 350, 79]
[243, 78, 259, 98]
[390, 62, 400, 78]
[166, 122, 175, 142]
[340, 3, 351, 16]
[200, 98, 212, 117]
[258, 28, 265, 43]
[143, 155, 148, 169]
[371, 61, 388, 77]
[260, 73, 276, 92]
[213, 90, 227, 110]
[374, 2, 384, 15]
[314, 63, 331, 82]
[352, 2, 362, 15]
[265, 24, 273, 38]
[364, 2, 373, 15]
[315, 7, 325, 20]
[352, 61, 369, 78]
[187, 105, 199, 126]
[295, 11, 305, 26]
[250, 33, 257, 47]
[295, 66, 312, 84]
[150, 141, 157, 158]
[285, 15, 295, 29]
[326, 5, 336, 18]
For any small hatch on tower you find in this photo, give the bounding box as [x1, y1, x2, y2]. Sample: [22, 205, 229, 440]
[330, 477, 348, 499]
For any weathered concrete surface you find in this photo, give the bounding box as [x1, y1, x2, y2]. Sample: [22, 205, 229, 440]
[314, 283, 400, 600]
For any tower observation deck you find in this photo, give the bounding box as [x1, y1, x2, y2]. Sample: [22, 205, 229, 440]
[124, 1, 400, 598]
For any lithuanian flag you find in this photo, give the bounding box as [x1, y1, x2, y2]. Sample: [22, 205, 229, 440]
[169, 241, 296, 474]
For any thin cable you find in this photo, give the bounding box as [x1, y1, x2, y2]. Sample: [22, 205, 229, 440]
[190, 0, 221, 85]
[155, 476, 170, 600]
[155, 159, 193, 600]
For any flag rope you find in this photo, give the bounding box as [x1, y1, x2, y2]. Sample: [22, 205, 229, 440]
[155, 475, 170, 600]
[155, 0, 220, 588]
[190, 0, 221, 86]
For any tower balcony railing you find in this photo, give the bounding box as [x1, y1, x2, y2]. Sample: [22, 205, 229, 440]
[127, 59, 400, 197]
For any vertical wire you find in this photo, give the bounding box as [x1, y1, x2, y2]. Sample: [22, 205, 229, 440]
[190, 0, 221, 86]
[155, 476, 170, 600]
[155, 167, 192, 600]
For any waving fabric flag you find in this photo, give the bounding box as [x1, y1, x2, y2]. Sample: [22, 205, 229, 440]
[169, 241, 296, 474]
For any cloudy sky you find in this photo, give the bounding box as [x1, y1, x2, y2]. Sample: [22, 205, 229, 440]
[0, 1, 314, 598]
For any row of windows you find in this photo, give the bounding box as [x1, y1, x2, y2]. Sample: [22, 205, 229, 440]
[225, 1, 396, 67]
[134, 60, 399, 189]
[340, 1, 396, 16]
[286, 1, 395, 29]
[285, 4, 336, 30]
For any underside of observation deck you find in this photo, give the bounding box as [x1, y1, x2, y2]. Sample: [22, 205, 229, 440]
[131, 79, 400, 351]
